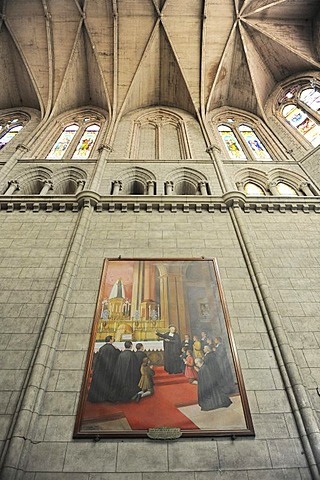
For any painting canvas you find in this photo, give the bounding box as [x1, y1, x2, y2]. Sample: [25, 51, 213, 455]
[74, 258, 254, 438]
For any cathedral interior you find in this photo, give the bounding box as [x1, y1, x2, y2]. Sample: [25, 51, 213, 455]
[0, 0, 320, 478]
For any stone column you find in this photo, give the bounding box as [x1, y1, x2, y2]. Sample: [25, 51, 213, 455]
[75, 179, 86, 194]
[198, 181, 207, 195]
[165, 181, 174, 195]
[268, 181, 278, 196]
[4, 180, 20, 195]
[147, 180, 155, 195]
[113, 180, 122, 195]
[299, 182, 313, 196]
[39, 180, 53, 195]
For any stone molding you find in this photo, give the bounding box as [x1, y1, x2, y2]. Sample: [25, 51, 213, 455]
[0, 191, 319, 213]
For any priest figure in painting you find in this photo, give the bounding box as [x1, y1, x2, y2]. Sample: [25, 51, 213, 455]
[87, 335, 120, 403]
[156, 325, 182, 374]
[196, 346, 232, 411]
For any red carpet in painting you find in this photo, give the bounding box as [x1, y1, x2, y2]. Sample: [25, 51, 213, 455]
[83, 366, 200, 430]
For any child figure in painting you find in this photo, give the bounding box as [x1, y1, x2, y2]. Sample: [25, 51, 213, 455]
[193, 335, 202, 359]
[183, 350, 198, 384]
[136, 357, 155, 402]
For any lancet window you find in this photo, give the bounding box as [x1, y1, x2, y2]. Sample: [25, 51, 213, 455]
[280, 85, 320, 147]
[0, 116, 27, 151]
[217, 122, 272, 161]
[46, 121, 101, 160]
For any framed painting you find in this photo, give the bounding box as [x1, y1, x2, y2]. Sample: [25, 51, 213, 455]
[74, 258, 254, 438]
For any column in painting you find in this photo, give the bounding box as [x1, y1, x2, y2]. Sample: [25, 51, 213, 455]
[165, 264, 189, 335]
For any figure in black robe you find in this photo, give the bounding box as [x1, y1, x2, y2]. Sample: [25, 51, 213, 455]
[112, 341, 141, 402]
[135, 343, 147, 367]
[156, 325, 182, 374]
[87, 336, 120, 403]
[214, 337, 238, 394]
[197, 346, 232, 411]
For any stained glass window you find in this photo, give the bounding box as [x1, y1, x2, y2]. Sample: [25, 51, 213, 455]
[276, 182, 297, 196]
[218, 125, 246, 160]
[0, 125, 23, 151]
[239, 125, 271, 160]
[72, 124, 100, 159]
[299, 88, 320, 114]
[244, 182, 265, 196]
[46, 124, 79, 159]
[282, 102, 320, 147]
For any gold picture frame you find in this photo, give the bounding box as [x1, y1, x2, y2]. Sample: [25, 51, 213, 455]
[74, 258, 254, 438]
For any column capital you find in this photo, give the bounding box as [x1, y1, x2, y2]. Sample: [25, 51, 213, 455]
[98, 144, 113, 153]
[206, 144, 221, 154]
[8, 179, 20, 188]
[42, 179, 53, 187]
[15, 144, 29, 153]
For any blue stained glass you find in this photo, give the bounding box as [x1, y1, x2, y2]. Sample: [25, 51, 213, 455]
[0, 125, 23, 150]
[239, 125, 271, 161]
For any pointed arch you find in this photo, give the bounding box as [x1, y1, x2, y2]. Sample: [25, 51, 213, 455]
[129, 108, 192, 160]
[166, 167, 209, 195]
[53, 166, 87, 194]
[14, 167, 53, 195]
[114, 166, 156, 195]
[210, 107, 286, 161]
[34, 107, 107, 159]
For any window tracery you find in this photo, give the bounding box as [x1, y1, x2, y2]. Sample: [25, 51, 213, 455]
[0, 116, 28, 151]
[46, 118, 102, 160]
[279, 84, 320, 147]
[217, 120, 272, 161]
[130, 110, 191, 160]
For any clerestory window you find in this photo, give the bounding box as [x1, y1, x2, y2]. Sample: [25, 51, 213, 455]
[280, 85, 320, 147]
[217, 122, 272, 161]
[0, 117, 27, 151]
[46, 121, 101, 160]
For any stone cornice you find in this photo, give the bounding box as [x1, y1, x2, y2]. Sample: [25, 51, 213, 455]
[0, 190, 320, 213]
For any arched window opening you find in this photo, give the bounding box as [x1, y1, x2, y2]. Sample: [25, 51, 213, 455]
[275, 182, 297, 196]
[280, 85, 320, 147]
[46, 115, 103, 160]
[239, 125, 271, 160]
[46, 124, 79, 159]
[0, 116, 26, 151]
[243, 182, 265, 196]
[72, 124, 100, 159]
[54, 179, 78, 195]
[175, 180, 197, 195]
[218, 125, 247, 160]
[19, 179, 46, 195]
[127, 180, 144, 195]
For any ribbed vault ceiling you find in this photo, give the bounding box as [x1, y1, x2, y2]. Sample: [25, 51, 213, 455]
[0, 0, 319, 120]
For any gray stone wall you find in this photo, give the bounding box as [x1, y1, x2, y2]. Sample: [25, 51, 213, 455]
[0, 211, 78, 460]
[10, 209, 311, 479]
[244, 210, 320, 425]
